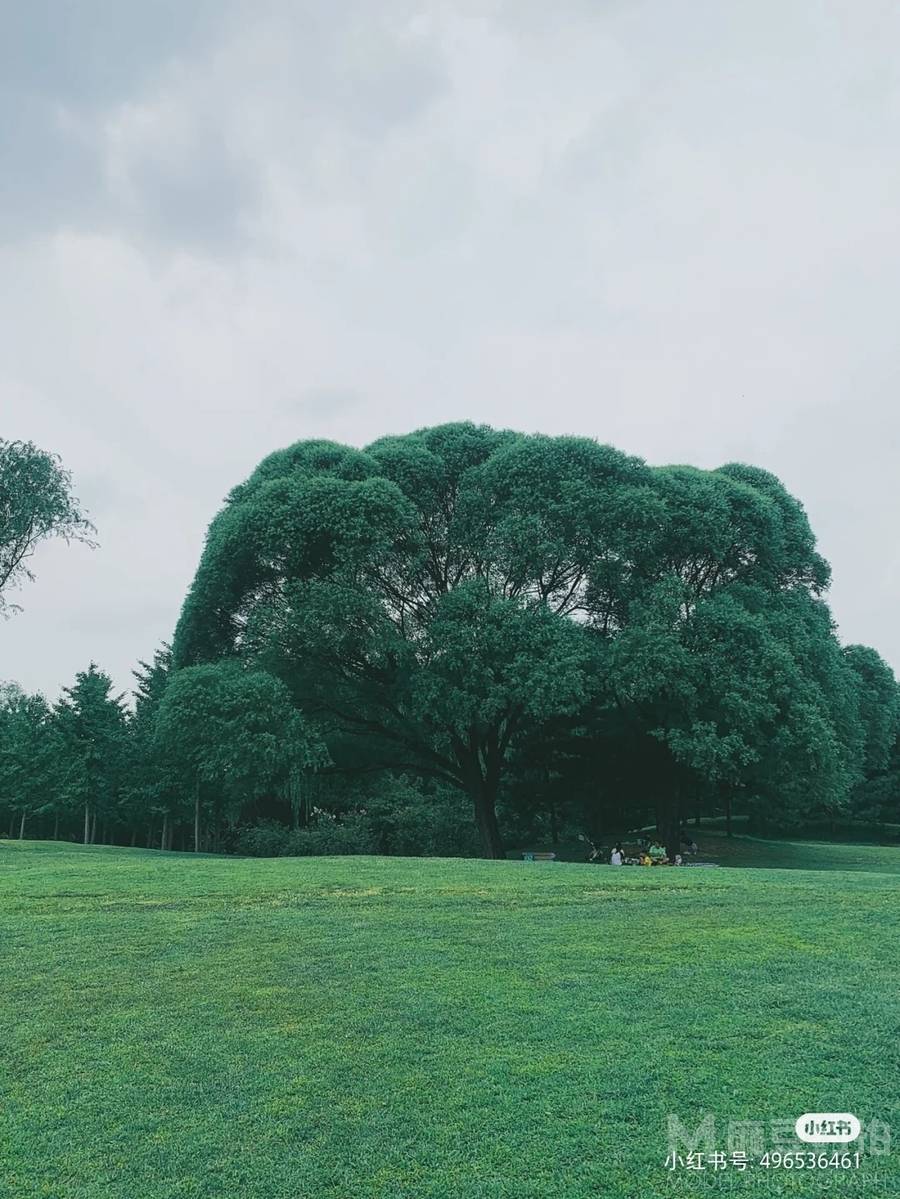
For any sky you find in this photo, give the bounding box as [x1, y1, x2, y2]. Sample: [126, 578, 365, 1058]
[2, 0, 900, 700]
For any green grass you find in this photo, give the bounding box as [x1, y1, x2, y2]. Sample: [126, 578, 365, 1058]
[2, 840, 899, 1198]
[691, 832, 900, 873]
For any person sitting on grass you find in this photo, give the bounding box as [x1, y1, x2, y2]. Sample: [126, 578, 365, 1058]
[648, 841, 667, 864]
[680, 828, 699, 855]
[610, 843, 624, 866]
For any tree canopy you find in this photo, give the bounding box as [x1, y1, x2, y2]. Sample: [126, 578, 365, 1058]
[166, 423, 892, 858]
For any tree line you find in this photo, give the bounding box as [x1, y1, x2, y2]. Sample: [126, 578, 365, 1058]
[2, 426, 899, 859]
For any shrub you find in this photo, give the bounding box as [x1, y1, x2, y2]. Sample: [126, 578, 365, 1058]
[231, 813, 378, 858]
[229, 778, 480, 859]
[363, 777, 481, 857]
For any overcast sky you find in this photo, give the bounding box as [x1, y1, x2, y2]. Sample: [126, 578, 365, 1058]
[3, 0, 899, 700]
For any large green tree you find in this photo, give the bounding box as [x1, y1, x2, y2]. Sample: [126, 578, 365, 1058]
[174, 428, 646, 855]
[173, 424, 860, 859]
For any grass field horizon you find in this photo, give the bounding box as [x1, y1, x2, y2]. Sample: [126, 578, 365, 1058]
[3, 838, 899, 1197]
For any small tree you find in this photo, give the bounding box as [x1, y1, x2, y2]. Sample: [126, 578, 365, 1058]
[0, 439, 95, 614]
[154, 662, 325, 852]
[122, 646, 185, 848]
[55, 665, 128, 844]
[0, 687, 65, 838]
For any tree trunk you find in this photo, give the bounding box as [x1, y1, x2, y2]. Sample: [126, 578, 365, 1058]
[474, 794, 504, 858]
[461, 734, 506, 860]
[587, 806, 602, 843]
[53, 814, 60, 840]
[470, 769, 505, 859]
[663, 789, 681, 862]
[725, 792, 732, 838]
[90, 811, 97, 844]
[161, 811, 168, 852]
[130, 828, 137, 847]
[83, 802, 91, 846]
[18, 811, 26, 839]
[290, 771, 301, 830]
[194, 775, 201, 852]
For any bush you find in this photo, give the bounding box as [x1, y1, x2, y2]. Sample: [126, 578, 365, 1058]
[231, 814, 378, 858]
[231, 821, 292, 857]
[229, 778, 480, 859]
[364, 777, 481, 857]
[299, 811, 379, 855]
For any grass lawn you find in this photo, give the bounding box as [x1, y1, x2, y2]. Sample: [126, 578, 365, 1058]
[2, 840, 899, 1198]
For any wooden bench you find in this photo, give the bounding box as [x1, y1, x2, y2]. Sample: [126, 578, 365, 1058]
[522, 851, 557, 862]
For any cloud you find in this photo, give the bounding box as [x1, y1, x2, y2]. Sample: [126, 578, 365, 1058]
[1, 0, 450, 253]
[287, 387, 361, 418]
[0, 0, 236, 243]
